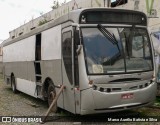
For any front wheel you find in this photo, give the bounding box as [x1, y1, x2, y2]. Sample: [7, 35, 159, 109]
[47, 83, 57, 112]
[11, 76, 18, 93]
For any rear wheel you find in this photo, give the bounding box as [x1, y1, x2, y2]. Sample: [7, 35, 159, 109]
[47, 82, 57, 112]
[11, 75, 18, 93]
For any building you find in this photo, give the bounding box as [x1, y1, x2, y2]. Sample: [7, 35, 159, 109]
[0, 40, 3, 73]
[110, 0, 160, 33]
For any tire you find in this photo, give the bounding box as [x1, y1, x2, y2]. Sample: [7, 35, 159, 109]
[47, 82, 57, 112]
[11, 75, 18, 93]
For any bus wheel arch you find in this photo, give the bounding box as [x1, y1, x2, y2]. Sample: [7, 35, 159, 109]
[11, 73, 18, 93]
[43, 77, 57, 112]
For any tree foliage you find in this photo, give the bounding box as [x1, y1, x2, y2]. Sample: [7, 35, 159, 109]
[52, 0, 59, 9]
[52, 0, 66, 9]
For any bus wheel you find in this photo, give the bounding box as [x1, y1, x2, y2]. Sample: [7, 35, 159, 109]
[47, 83, 57, 112]
[11, 75, 18, 93]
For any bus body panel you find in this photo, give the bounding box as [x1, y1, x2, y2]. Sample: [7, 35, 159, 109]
[61, 26, 76, 114]
[3, 35, 35, 62]
[3, 35, 36, 85]
[16, 78, 37, 97]
[41, 25, 62, 60]
[4, 62, 18, 79]
[39, 24, 63, 108]
[92, 83, 156, 109]
[81, 83, 156, 114]
[15, 62, 35, 82]
[41, 24, 62, 87]
[78, 47, 90, 89]
[41, 59, 63, 108]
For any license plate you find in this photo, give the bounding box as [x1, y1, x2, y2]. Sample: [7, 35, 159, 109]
[121, 93, 134, 99]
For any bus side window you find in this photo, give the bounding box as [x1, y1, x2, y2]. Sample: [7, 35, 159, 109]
[62, 31, 73, 85]
[36, 33, 41, 60]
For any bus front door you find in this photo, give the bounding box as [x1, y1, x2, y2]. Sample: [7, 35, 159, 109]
[62, 27, 76, 113]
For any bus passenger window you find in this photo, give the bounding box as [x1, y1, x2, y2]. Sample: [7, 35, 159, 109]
[36, 34, 41, 60]
[62, 31, 73, 84]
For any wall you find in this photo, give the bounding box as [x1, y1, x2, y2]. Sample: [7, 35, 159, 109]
[114, 0, 160, 32]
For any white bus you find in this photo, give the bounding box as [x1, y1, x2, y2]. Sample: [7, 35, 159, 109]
[3, 8, 157, 115]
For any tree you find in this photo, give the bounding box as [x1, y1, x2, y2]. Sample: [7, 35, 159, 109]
[52, 0, 67, 9]
[52, 0, 59, 9]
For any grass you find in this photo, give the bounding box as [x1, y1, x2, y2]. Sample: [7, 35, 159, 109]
[154, 96, 160, 106]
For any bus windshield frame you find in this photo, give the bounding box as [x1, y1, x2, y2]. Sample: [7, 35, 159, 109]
[80, 25, 154, 75]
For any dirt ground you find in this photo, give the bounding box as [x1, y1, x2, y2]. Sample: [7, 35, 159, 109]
[1, 74, 160, 125]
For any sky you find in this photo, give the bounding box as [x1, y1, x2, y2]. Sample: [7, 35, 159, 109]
[0, 0, 71, 41]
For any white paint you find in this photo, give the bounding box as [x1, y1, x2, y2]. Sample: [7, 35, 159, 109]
[41, 25, 62, 60]
[16, 78, 37, 97]
[3, 36, 35, 62]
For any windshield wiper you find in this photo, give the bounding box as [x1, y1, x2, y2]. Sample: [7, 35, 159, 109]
[97, 24, 121, 53]
[97, 24, 118, 45]
[97, 24, 121, 65]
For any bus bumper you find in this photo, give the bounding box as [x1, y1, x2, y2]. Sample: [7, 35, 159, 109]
[80, 82, 157, 115]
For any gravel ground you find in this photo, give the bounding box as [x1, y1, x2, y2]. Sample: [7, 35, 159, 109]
[0, 74, 160, 125]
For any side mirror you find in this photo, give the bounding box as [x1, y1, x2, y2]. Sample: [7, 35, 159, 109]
[76, 45, 82, 55]
[74, 30, 80, 44]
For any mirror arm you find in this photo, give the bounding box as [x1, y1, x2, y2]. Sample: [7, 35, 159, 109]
[76, 45, 82, 55]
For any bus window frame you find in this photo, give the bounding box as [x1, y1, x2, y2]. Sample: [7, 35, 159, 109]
[73, 27, 80, 86]
[62, 30, 73, 85]
[62, 27, 80, 87]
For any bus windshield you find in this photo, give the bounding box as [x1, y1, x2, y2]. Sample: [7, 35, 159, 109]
[81, 27, 153, 74]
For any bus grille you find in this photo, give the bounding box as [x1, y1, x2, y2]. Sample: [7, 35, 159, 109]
[92, 81, 153, 93]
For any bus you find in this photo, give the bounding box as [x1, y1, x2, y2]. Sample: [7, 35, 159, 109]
[3, 8, 157, 115]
